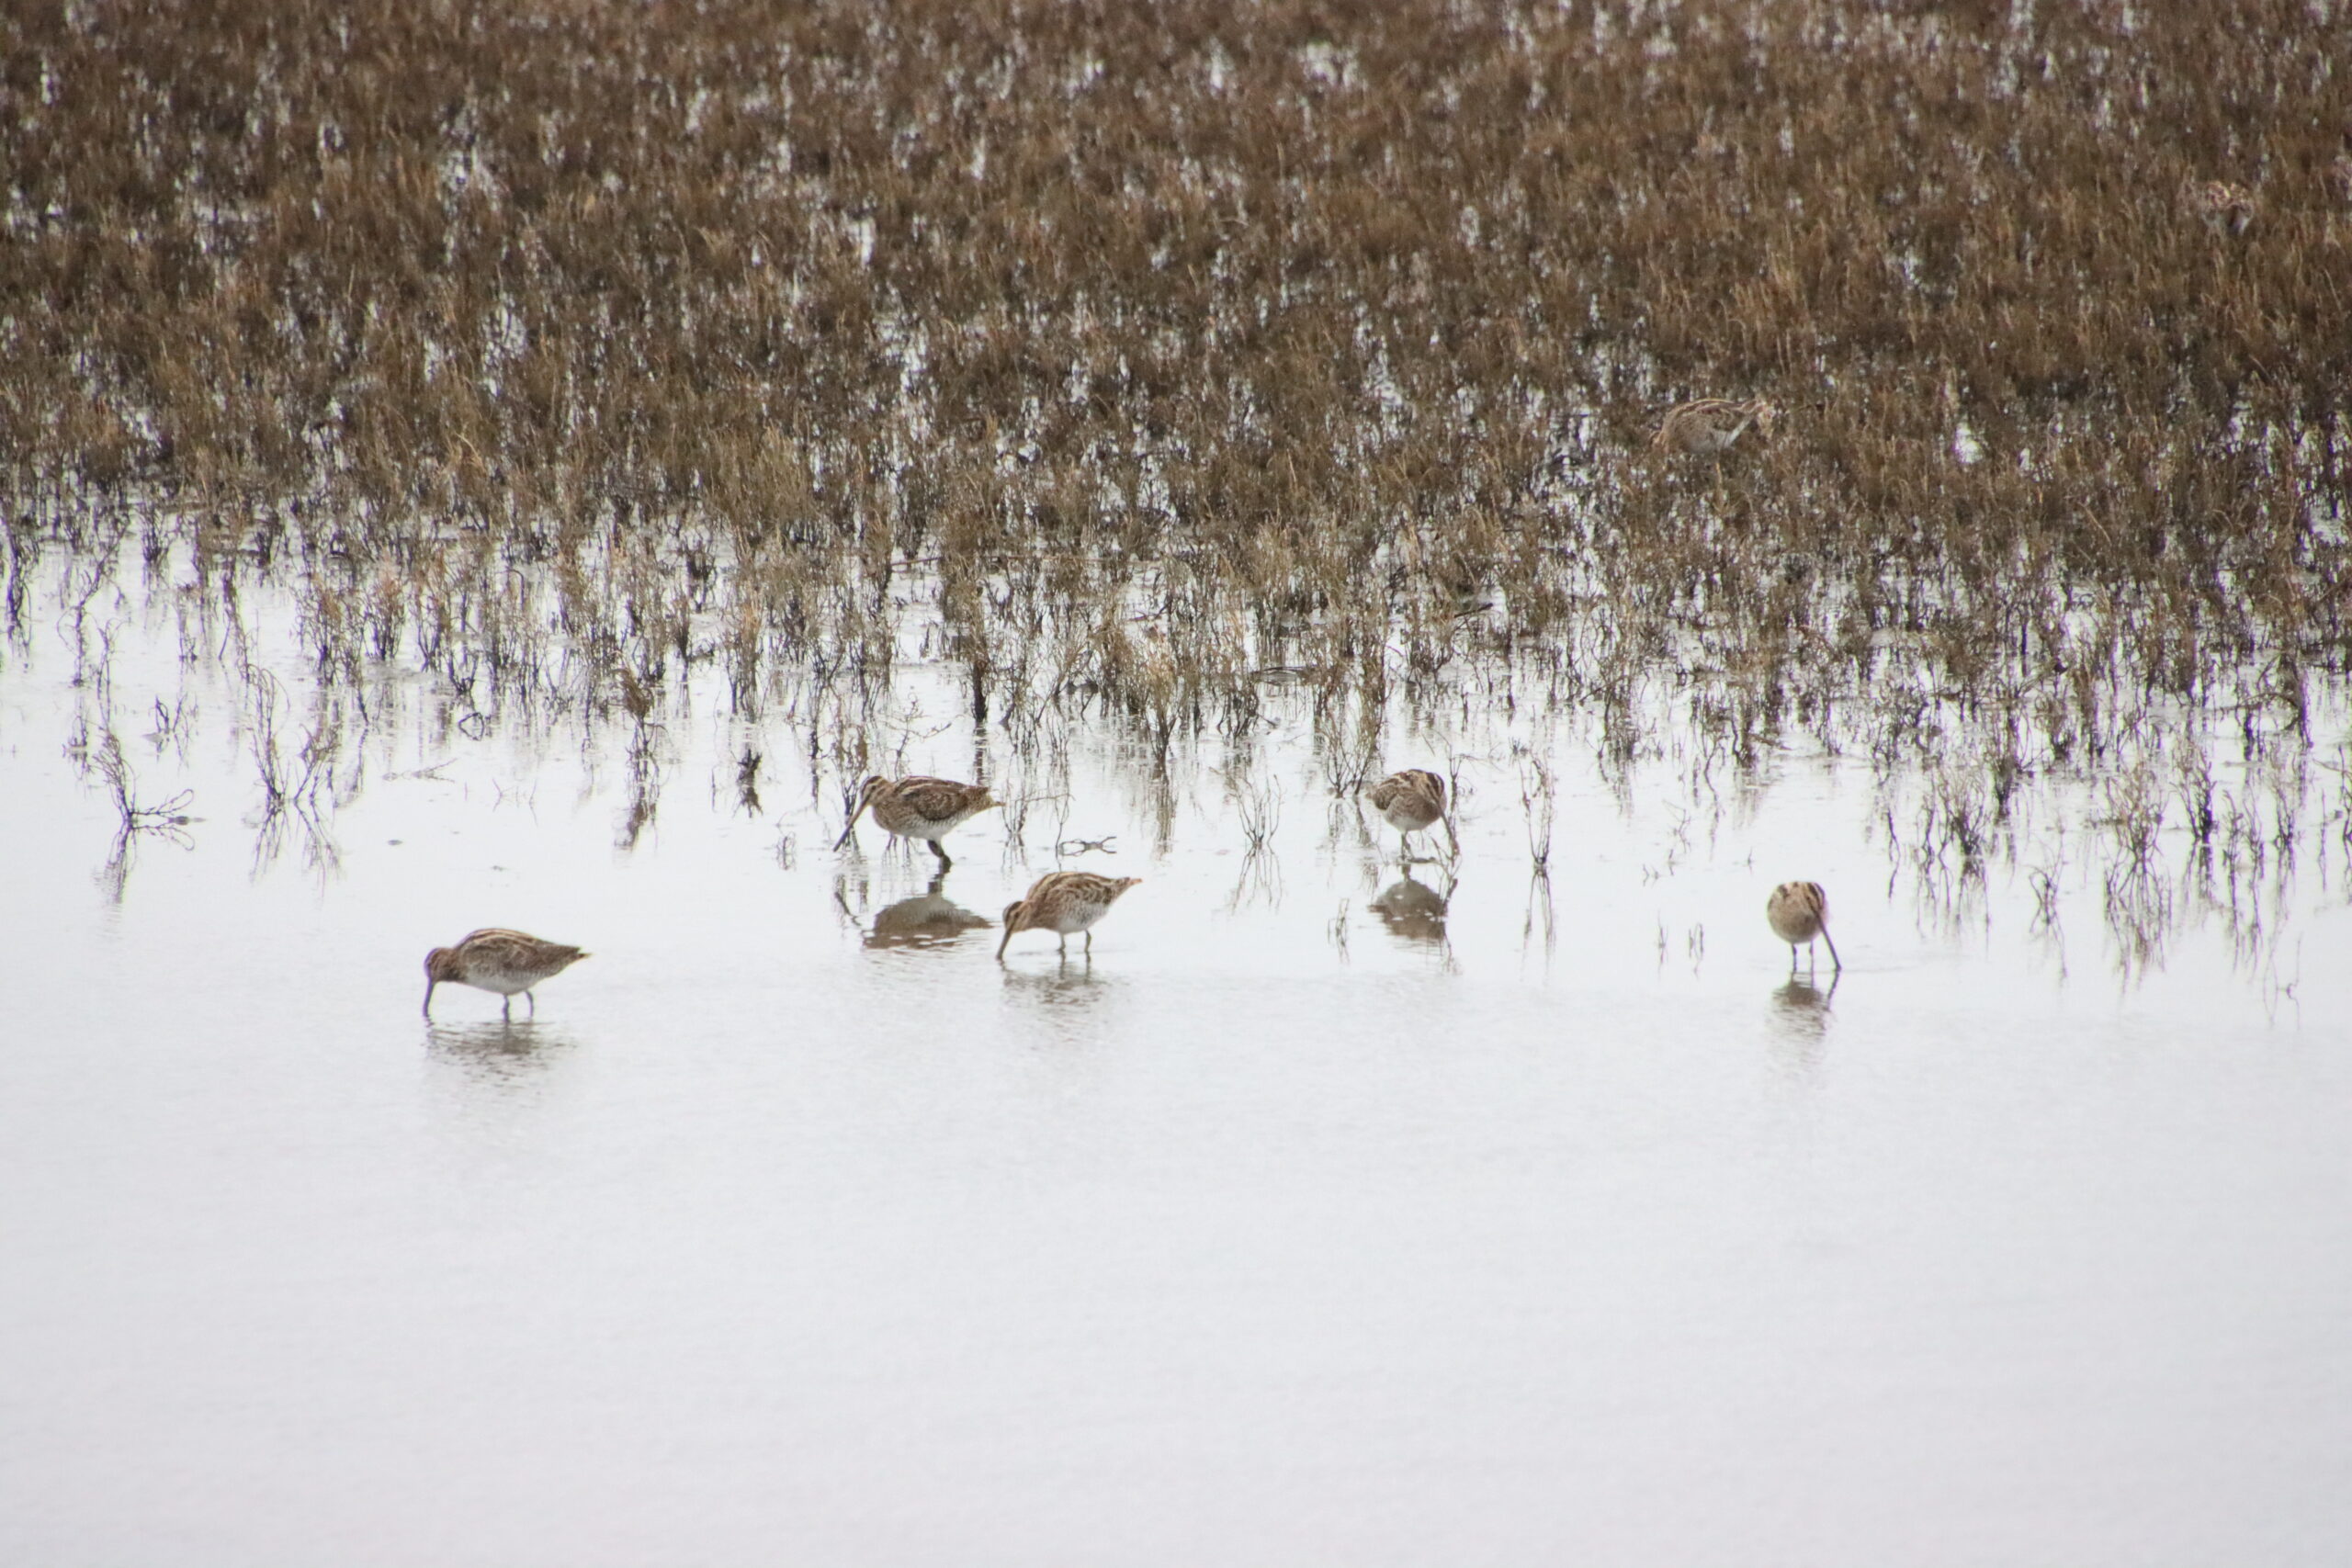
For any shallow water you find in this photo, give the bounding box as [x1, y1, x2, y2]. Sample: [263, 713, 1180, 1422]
[4, 563, 2349, 1566]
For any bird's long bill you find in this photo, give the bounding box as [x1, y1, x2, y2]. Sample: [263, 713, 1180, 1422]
[422, 978, 437, 1020]
[832, 798, 867, 850]
[1821, 927, 1844, 971]
[995, 918, 1017, 961]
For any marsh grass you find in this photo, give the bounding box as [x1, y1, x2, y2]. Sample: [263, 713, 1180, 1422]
[3, 0, 2347, 960]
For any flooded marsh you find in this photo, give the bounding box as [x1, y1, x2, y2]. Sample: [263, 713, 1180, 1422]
[5, 1, 2351, 1562]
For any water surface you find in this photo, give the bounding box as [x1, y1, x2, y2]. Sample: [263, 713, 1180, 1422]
[3, 565, 2347, 1567]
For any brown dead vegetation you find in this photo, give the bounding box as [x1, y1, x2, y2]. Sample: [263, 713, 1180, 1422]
[1, 0, 2346, 820]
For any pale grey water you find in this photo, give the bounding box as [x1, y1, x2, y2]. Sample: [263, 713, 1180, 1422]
[4, 565, 2349, 1565]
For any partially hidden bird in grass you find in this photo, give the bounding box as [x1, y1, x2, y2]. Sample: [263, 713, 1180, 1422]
[835, 775, 999, 870]
[1765, 882, 1842, 973]
[423, 929, 589, 1020]
[996, 872, 1141, 960]
[2187, 178, 2257, 238]
[1364, 768, 1457, 861]
[1653, 397, 1777, 456]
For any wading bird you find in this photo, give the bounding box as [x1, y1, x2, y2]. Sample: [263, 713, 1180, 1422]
[1365, 768, 1457, 861]
[1765, 881, 1842, 973]
[1653, 397, 1777, 456]
[423, 929, 589, 1020]
[835, 775, 999, 869]
[997, 872, 1141, 960]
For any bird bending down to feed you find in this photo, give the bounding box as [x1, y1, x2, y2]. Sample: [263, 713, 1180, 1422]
[1365, 769, 1457, 860]
[423, 929, 589, 1020]
[997, 872, 1141, 960]
[835, 775, 1000, 869]
[1765, 882, 1841, 973]
[1653, 397, 1777, 456]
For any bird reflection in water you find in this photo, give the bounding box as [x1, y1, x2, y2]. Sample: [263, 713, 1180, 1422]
[1773, 973, 1838, 1023]
[424, 1020, 578, 1088]
[1000, 955, 1118, 1022]
[1769, 975, 1838, 1074]
[1371, 870, 1454, 947]
[863, 874, 993, 950]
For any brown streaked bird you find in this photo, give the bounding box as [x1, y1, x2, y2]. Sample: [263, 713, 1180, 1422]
[1364, 768, 1457, 859]
[1653, 397, 1777, 456]
[835, 775, 1000, 869]
[996, 872, 1142, 960]
[1765, 881, 1842, 973]
[2187, 178, 2257, 238]
[423, 929, 589, 1020]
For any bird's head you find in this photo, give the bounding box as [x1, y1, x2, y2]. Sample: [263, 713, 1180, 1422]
[995, 901, 1029, 959]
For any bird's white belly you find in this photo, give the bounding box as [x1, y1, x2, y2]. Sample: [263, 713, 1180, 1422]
[460, 969, 537, 995]
[880, 815, 956, 841]
[1046, 902, 1111, 934]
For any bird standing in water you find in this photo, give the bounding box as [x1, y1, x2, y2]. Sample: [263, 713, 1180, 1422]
[1365, 769, 1457, 861]
[997, 872, 1141, 960]
[423, 929, 589, 1020]
[1765, 882, 1842, 973]
[835, 775, 1000, 870]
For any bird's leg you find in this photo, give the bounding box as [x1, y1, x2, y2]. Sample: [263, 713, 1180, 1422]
[1084, 931, 1093, 954]
[931, 840, 954, 872]
[502, 995, 513, 1021]
[526, 990, 537, 1019]
[1057, 933, 1069, 956]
